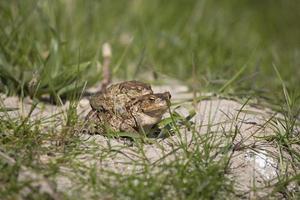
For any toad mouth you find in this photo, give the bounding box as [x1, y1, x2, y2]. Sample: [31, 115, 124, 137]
[142, 105, 168, 117]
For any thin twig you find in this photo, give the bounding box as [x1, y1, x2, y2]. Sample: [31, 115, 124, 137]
[100, 42, 112, 91]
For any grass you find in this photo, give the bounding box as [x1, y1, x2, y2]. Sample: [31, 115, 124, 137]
[1, 0, 300, 100]
[0, 107, 236, 199]
[0, 89, 299, 199]
[0, 0, 299, 199]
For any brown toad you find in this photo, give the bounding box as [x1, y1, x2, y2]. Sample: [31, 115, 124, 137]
[86, 81, 171, 135]
[89, 80, 153, 117]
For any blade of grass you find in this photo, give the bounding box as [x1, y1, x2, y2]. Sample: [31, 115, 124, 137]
[219, 64, 247, 93]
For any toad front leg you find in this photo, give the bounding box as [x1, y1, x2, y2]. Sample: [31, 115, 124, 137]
[83, 110, 105, 134]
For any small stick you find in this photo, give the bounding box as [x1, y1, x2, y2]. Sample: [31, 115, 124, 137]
[100, 42, 112, 91]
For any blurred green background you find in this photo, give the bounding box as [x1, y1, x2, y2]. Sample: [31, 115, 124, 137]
[0, 0, 299, 101]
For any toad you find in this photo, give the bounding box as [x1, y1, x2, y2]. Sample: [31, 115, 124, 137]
[85, 81, 171, 135]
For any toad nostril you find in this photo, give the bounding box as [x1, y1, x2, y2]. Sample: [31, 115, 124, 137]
[166, 92, 171, 99]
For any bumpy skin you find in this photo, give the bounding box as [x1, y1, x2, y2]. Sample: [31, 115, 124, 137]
[86, 80, 171, 135]
[85, 109, 137, 134]
[128, 92, 171, 132]
[89, 80, 153, 113]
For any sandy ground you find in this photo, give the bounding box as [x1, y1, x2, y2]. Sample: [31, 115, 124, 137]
[1, 83, 298, 198]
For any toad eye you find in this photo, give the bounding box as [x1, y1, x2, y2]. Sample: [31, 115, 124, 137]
[149, 96, 156, 100]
